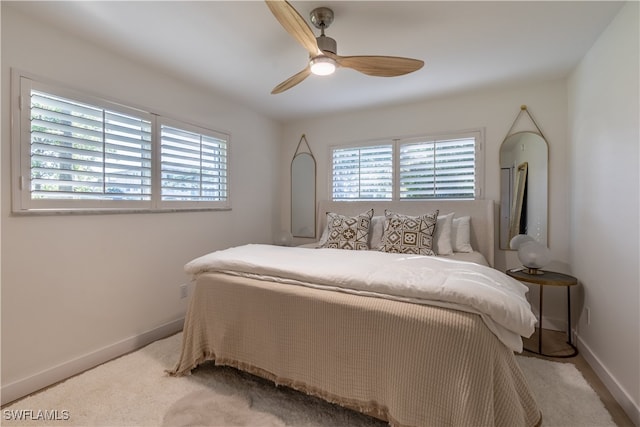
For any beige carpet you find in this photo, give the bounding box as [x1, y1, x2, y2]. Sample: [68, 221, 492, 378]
[3, 333, 616, 427]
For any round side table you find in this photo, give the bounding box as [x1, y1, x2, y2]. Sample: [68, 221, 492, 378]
[506, 268, 579, 358]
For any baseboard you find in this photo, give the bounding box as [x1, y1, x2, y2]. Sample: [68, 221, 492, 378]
[1, 318, 184, 406]
[540, 314, 565, 332]
[575, 332, 640, 425]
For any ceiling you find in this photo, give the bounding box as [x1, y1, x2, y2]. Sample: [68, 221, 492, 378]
[8, 1, 624, 123]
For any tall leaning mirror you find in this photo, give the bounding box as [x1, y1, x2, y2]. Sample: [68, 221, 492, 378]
[499, 106, 549, 249]
[291, 135, 316, 238]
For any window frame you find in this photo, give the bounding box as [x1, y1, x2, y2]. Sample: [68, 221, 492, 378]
[330, 129, 485, 201]
[11, 70, 231, 214]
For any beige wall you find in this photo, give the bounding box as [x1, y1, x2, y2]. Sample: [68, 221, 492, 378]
[568, 2, 639, 422]
[1, 5, 282, 403]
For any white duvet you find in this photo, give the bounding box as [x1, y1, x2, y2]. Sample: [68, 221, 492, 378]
[185, 244, 537, 352]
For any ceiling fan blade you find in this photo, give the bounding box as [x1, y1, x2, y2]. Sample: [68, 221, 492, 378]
[271, 66, 312, 94]
[332, 54, 424, 77]
[265, 0, 320, 56]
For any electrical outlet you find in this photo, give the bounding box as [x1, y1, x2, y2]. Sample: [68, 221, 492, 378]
[585, 307, 591, 325]
[180, 284, 188, 299]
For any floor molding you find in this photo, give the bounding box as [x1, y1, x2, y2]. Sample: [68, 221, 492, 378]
[576, 332, 640, 425]
[1, 318, 184, 406]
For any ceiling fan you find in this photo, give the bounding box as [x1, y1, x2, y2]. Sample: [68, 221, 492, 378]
[265, 0, 425, 94]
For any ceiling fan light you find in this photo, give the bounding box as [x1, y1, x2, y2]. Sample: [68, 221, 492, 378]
[310, 56, 336, 76]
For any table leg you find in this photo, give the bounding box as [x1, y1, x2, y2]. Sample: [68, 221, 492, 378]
[538, 284, 544, 354]
[567, 286, 572, 345]
[565, 286, 578, 357]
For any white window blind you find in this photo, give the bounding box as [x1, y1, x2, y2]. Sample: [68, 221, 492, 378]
[160, 123, 229, 204]
[13, 73, 232, 213]
[399, 137, 476, 199]
[331, 132, 481, 202]
[332, 144, 393, 200]
[29, 90, 152, 202]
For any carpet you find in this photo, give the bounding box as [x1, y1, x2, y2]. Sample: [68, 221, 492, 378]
[2, 333, 616, 427]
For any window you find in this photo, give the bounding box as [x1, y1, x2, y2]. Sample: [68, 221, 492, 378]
[331, 131, 483, 201]
[28, 89, 153, 205]
[399, 136, 476, 199]
[332, 144, 393, 200]
[12, 73, 230, 213]
[159, 119, 229, 207]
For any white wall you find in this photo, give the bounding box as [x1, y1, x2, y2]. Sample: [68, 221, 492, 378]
[281, 79, 572, 325]
[4, 1, 637, 421]
[568, 2, 640, 423]
[1, 5, 282, 404]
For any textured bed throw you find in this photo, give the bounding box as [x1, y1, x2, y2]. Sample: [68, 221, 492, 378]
[170, 272, 541, 427]
[185, 244, 537, 352]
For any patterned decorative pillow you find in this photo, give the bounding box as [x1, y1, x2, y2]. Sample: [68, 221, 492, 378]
[321, 209, 374, 250]
[379, 210, 439, 255]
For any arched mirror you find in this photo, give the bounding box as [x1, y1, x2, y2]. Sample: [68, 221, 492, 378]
[500, 131, 548, 249]
[291, 135, 316, 238]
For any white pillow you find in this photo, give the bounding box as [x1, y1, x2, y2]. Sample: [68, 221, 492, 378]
[452, 216, 473, 253]
[368, 215, 385, 250]
[433, 212, 454, 255]
[318, 222, 329, 246]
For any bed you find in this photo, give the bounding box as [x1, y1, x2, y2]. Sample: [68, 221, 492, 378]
[170, 200, 542, 427]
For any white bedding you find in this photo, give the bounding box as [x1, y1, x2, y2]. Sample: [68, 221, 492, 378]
[185, 244, 536, 352]
[298, 242, 489, 265]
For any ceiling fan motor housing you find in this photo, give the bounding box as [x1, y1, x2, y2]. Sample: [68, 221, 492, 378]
[310, 7, 337, 54]
[316, 35, 337, 54]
